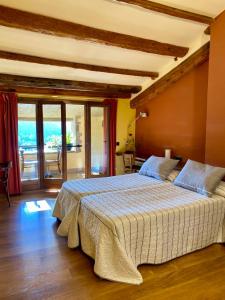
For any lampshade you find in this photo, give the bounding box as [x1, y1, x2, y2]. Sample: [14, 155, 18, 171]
[139, 112, 148, 118]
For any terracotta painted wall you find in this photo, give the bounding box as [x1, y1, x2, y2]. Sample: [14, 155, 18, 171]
[135, 60, 209, 162]
[205, 11, 225, 167]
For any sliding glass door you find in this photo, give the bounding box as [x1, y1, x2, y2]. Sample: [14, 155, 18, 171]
[18, 103, 40, 190]
[66, 104, 85, 180]
[89, 106, 109, 177]
[18, 100, 110, 190]
[41, 103, 64, 188]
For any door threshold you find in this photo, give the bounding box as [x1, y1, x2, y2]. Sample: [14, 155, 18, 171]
[22, 188, 60, 196]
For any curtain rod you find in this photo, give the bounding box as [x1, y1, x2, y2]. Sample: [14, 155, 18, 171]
[0, 89, 17, 94]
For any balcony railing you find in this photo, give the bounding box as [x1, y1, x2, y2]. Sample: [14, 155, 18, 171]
[18, 144, 82, 153]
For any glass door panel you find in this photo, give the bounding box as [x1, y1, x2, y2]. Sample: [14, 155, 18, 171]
[43, 104, 62, 179]
[18, 101, 111, 190]
[18, 103, 39, 188]
[66, 104, 85, 180]
[90, 106, 109, 177]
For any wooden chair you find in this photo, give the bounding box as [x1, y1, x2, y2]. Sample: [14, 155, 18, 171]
[132, 157, 146, 173]
[20, 149, 38, 177]
[123, 152, 134, 173]
[45, 147, 62, 175]
[0, 161, 12, 207]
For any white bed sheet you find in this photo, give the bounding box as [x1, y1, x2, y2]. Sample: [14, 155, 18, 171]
[52, 173, 166, 247]
[79, 183, 225, 284]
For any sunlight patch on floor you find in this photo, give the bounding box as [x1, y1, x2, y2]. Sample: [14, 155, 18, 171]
[25, 200, 52, 213]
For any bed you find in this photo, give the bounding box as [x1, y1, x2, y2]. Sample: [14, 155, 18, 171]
[78, 182, 225, 284]
[53, 173, 168, 247]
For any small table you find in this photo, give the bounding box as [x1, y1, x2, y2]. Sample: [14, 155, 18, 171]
[0, 161, 12, 207]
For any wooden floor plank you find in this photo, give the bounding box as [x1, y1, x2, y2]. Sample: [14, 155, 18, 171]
[0, 193, 224, 299]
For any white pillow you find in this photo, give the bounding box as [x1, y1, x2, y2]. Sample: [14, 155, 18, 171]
[214, 181, 225, 197]
[139, 155, 179, 181]
[174, 160, 225, 197]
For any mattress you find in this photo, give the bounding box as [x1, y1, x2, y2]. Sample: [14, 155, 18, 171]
[52, 173, 166, 247]
[79, 183, 225, 284]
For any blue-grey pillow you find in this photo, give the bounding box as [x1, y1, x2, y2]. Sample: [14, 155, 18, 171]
[139, 155, 179, 181]
[174, 160, 225, 197]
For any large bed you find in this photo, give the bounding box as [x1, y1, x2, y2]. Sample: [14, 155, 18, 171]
[53, 173, 167, 247]
[79, 183, 225, 284]
[53, 157, 225, 284]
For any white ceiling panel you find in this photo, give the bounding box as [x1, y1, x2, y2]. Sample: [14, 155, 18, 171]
[0, 59, 148, 85]
[0, 0, 208, 44]
[152, 0, 225, 16]
[0, 26, 170, 71]
[0, 0, 224, 90]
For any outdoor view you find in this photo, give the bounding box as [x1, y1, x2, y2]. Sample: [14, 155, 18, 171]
[18, 103, 107, 182]
[18, 103, 86, 182]
[18, 120, 74, 148]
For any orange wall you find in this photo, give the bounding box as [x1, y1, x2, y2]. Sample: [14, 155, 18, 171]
[205, 11, 225, 167]
[136, 60, 209, 162]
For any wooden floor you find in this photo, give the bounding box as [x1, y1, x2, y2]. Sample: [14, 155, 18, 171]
[0, 193, 225, 300]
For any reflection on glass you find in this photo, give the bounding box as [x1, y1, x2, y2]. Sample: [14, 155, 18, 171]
[43, 105, 62, 179]
[66, 104, 85, 180]
[18, 104, 39, 181]
[91, 107, 108, 176]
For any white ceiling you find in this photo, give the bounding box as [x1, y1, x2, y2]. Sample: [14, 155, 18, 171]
[0, 0, 224, 94]
[152, 0, 225, 16]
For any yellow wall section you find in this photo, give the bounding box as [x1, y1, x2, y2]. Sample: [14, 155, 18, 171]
[116, 99, 136, 153]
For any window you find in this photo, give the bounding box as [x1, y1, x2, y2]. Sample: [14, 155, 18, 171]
[18, 101, 110, 190]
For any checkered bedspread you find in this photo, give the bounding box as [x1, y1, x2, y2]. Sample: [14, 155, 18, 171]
[52, 173, 165, 247]
[79, 183, 225, 284]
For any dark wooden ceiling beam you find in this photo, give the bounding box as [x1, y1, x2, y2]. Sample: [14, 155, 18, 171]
[0, 86, 131, 99]
[116, 0, 213, 25]
[0, 50, 159, 79]
[130, 42, 210, 108]
[0, 73, 141, 94]
[204, 26, 211, 35]
[0, 5, 188, 57]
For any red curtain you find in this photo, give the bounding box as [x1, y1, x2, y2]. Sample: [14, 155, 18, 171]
[103, 99, 117, 176]
[0, 92, 21, 195]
